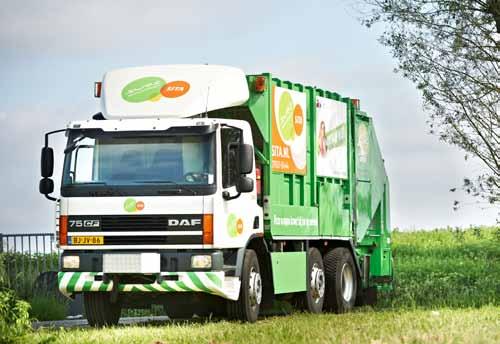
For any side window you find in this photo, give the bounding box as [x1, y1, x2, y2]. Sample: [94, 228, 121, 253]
[221, 128, 241, 188]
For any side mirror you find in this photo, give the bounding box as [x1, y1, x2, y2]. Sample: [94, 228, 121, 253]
[237, 176, 254, 193]
[39, 178, 54, 195]
[239, 144, 253, 175]
[41, 147, 54, 178]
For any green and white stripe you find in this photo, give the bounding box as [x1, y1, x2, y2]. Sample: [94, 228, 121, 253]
[58, 271, 241, 301]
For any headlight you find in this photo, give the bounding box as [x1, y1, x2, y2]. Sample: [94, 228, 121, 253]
[63, 256, 80, 269]
[191, 255, 212, 269]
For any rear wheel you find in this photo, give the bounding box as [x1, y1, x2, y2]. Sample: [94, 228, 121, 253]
[227, 249, 261, 322]
[83, 292, 121, 327]
[323, 247, 357, 313]
[295, 247, 325, 313]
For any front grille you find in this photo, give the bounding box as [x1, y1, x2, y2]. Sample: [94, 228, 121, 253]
[67, 214, 204, 246]
[103, 235, 202, 245]
[67, 215, 204, 232]
[101, 215, 170, 231]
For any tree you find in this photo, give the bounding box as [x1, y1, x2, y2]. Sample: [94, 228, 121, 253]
[360, 0, 500, 206]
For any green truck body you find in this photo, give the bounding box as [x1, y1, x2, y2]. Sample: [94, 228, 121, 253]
[214, 74, 393, 293]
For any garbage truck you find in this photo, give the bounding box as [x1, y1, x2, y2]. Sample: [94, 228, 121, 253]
[39, 65, 393, 325]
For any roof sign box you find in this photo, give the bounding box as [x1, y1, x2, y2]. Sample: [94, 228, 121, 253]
[101, 65, 250, 119]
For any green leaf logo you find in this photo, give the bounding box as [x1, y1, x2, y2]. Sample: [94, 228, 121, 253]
[121, 77, 166, 103]
[124, 198, 137, 213]
[278, 91, 295, 142]
[227, 214, 243, 238]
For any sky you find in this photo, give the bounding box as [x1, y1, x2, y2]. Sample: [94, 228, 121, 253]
[0, 0, 498, 234]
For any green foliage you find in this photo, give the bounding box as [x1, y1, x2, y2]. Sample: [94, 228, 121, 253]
[0, 253, 7, 287]
[380, 226, 500, 308]
[360, 0, 500, 203]
[30, 295, 68, 321]
[0, 289, 31, 343]
[0, 252, 58, 299]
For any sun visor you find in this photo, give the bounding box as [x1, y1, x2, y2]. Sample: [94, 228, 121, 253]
[101, 65, 250, 119]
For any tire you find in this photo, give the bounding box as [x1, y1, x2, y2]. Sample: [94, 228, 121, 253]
[295, 247, 325, 313]
[323, 247, 357, 313]
[83, 292, 121, 327]
[226, 249, 261, 322]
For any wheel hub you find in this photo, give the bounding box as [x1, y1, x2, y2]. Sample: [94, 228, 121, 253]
[341, 263, 354, 302]
[310, 263, 325, 303]
[248, 267, 262, 308]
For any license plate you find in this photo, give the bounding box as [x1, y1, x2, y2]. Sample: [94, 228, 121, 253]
[70, 236, 104, 245]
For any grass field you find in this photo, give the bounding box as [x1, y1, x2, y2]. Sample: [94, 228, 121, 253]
[26, 227, 500, 343]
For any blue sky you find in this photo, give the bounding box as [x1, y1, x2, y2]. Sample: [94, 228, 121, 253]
[0, 0, 497, 234]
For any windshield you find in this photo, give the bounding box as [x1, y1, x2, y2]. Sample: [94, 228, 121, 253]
[62, 130, 215, 195]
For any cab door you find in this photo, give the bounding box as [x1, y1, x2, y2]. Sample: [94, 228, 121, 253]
[212, 124, 261, 247]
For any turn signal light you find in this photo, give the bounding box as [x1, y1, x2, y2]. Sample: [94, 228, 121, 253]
[203, 214, 213, 245]
[255, 76, 266, 92]
[59, 215, 68, 245]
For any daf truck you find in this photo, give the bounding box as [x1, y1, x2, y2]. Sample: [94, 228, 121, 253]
[39, 65, 393, 325]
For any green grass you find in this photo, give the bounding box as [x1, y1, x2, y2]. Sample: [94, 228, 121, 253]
[25, 227, 500, 343]
[381, 227, 500, 308]
[28, 307, 500, 344]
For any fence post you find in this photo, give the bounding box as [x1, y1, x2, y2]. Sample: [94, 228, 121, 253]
[0, 232, 3, 253]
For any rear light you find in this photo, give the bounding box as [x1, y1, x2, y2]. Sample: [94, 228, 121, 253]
[59, 215, 68, 245]
[203, 214, 213, 245]
[94, 82, 102, 98]
[255, 76, 266, 92]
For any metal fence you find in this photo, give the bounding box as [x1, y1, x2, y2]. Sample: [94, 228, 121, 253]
[0, 232, 59, 298]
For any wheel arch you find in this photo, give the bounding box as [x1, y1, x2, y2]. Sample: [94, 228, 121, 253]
[235, 234, 274, 307]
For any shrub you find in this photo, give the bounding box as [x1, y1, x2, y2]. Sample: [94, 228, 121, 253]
[0, 288, 31, 343]
[29, 295, 68, 321]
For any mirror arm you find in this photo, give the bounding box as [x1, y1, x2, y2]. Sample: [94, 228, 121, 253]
[222, 191, 241, 201]
[44, 194, 58, 202]
[44, 129, 66, 147]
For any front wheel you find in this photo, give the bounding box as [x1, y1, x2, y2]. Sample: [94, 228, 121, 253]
[227, 249, 262, 322]
[83, 292, 122, 327]
[323, 247, 357, 313]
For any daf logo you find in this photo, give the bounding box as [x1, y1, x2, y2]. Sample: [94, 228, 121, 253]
[168, 219, 201, 226]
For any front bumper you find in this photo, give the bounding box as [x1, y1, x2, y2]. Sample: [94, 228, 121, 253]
[58, 271, 241, 301]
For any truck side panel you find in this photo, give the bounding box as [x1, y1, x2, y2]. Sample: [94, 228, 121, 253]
[267, 79, 318, 237]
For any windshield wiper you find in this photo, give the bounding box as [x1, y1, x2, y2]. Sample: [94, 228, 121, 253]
[64, 136, 86, 154]
[133, 180, 198, 195]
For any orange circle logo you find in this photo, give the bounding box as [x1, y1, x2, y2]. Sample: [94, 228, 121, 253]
[293, 104, 304, 136]
[236, 219, 244, 234]
[135, 201, 145, 211]
[160, 80, 190, 98]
